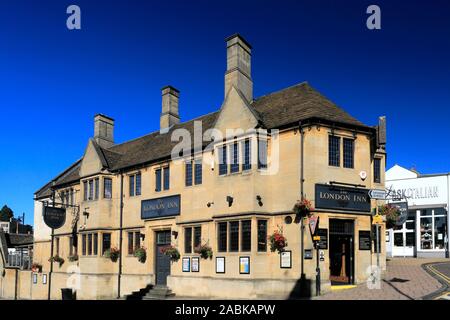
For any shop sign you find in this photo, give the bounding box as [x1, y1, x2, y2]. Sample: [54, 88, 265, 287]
[391, 202, 408, 226]
[315, 184, 371, 212]
[43, 206, 66, 229]
[359, 231, 372, 250]
[141, 195, 181, 220]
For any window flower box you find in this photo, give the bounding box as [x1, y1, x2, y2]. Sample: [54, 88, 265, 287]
[160, 245, 180, 262]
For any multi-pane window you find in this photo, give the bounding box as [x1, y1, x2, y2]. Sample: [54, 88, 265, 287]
[230, 142, 239, 173]
[194, 160, 202, 185]
[95, 178, 99, 200]
[258, 139, 268, 169]
[229, 221, 239, 252]
[102, 233, 111, 255]
[374, 158, 381, 183]
[104, 178, 112, 199]
[129, 173, 141, 196]
[243, 139, 251, 171]
[93, 233, 98, 255]
[184, 227, 193, 253]
[194, 226, 202, 249]
[89, 180, 94, 200]
[163, 167, 170, 190]
[218, 222, 227, 252]
[83, 181, 88, 201]
[185, 162, 193, 187]
[155, 169, 162, 192]
[257, 220, 267, 252]
[328, 135, 340, 167]
[55, 237, 60, 256]
[343, 138, 354, 169]
[81, 233, 98, 256]
[88, 233, 93, 255]
[82, 234, 86, 255]
[69, 189, 74, 205]
[128, 231, 141, 254]
[241, 220, 251, 251]
[219, 146, 228, 175]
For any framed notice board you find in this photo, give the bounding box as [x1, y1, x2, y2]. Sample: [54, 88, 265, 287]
[359, 230, 372, 250]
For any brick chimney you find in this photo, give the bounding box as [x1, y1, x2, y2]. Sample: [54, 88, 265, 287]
[225, 34, 253, 103]
[94, 114, 114, 148]
[160, 86, 180, 133]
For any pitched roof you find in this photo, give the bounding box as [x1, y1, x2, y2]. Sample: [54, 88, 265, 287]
[35, 159, 82, 197]
[37, 82, 374, 189]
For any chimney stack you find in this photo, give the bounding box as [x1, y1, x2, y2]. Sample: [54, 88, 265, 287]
[94, 114, 114, 148]
[225, 34, 253, 103]
[160, 86, 180, 133]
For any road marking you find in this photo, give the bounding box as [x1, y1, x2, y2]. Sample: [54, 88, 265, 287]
[426, 264, 450, 285]
[433, 291, 450, 300]
[330, 285, 357, 291]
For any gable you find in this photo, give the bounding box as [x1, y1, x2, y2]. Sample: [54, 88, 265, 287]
[213, 86, 260, 139]
[79, 139, 104, 177]
[386, 164, 418, 180]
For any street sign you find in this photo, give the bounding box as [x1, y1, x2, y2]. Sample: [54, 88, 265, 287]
[368, 189, 386, 200]
[309, 216, 319, 237]
[372, 214, 383, 225]
[43, 206, 66, 229]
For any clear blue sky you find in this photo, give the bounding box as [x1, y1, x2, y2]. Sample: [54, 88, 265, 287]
[0, 0, 449, 225]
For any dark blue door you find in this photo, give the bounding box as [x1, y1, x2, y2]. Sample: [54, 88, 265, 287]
[155, 231, 171, 286]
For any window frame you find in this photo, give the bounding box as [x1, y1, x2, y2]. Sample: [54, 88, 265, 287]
[343, 138, 354, 169]
[328, 135, 340, 167]
[257, 219, 268, 252]
[374, 158, 381, 183]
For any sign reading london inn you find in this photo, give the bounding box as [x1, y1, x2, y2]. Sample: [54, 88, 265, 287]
[141, 195, 181, 219]
[315, 184, 371, 212]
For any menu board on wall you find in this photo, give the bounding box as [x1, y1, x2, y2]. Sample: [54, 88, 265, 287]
[317, 228, 328, 249]
[359, 231, 372, 250]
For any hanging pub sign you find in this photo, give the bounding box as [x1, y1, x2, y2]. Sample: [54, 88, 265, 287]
[141, 195, 181, 220]
[315, 184, 371, 213]
[391, 202, 408, 226]
[309, 216, 319, 238]
[43, 206, 66, 229]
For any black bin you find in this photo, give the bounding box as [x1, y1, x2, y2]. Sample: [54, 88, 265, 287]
[61, 288, 76, 300]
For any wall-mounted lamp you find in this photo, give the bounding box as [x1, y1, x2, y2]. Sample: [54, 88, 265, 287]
[140, 233, 145, 241]
[172, 231, 178, 239]
[256, 195, 263, 207]
[226, 196, 234, 207]
[82, 208, 90, 218]
[207, 202, 214, 208]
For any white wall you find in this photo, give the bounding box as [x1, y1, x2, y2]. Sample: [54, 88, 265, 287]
[33, 198, 52, 241]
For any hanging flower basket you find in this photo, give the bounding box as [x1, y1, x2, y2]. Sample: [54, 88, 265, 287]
[68, 254, 79, 262]
[160, 245, 180, 262]
[194, 243, 213, 260]
[48, 255, 65, 267]
[379, 204, 401, 229]
[293, 199, 314, 218]
[31, 263, 42, 273]
[134, 247, 147, 263]
[105, 247, 120, 262]
[268, 227, 288, 254]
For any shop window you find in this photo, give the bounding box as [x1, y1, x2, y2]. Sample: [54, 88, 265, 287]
[102, 233, 111, 255]
[241, 220, 251, 252]
[374, 158, 381, 183]
[343, 138, 354, 168]
[328, 135, 340, 167]
[218, 222, 227, 252]
[229, 221, 239, 252]
[406, 232, 415, 247]
[257, 220, 267, 252]
[184, 227, 192, 253]
[394, 233, 403, 247]
[104, 178, 112, 199]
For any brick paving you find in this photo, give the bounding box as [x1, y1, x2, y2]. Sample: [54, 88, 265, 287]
[316, 258, 449, 300]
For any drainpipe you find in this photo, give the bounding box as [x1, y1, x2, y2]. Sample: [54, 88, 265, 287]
[117, 173, 124, 298]
[299, 121, 306, 285]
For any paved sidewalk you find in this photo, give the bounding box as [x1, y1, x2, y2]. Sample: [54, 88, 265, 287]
[316, 258, 449, 300]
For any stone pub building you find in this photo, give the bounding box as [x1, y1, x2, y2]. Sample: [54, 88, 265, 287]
[2, 34, 387, 299]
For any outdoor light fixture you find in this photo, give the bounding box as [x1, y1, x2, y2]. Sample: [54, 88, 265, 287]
[172, 231, 178, 239]
[82, 208, 90, 218]
[256, 195, 263, 207]
[207, 202, 214, 208]
[140, 233, 145, 240]
[226, 196, 234, 207]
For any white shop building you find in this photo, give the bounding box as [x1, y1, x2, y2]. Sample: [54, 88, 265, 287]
[385, 165, 449, 258]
